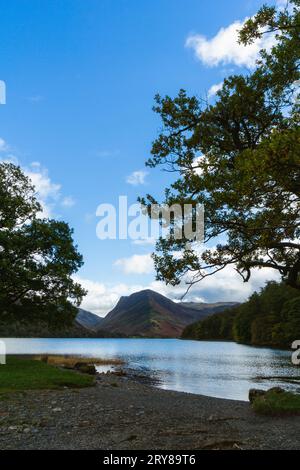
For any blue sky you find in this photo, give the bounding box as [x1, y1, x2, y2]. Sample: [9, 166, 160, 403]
[0, 0, 281, 315]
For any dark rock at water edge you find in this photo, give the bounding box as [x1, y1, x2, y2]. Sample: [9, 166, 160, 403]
[74, 363, 96, 375]
[249, 386, 285, 403]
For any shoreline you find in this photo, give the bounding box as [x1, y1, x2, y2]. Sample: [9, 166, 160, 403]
[4, 340, 297, 402]
[0, 370, 300, 450]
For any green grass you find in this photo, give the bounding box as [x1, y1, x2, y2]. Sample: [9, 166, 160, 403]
[252, 390, 300, 416]
[0, 356, 94, 393]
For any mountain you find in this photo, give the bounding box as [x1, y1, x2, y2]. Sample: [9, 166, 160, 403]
[0, 293, 237, 338]
[179, 301, 239, 315]
[0, 309, 103, 338]
[98, 289, 237, 338]
[75, 308, 104, 332]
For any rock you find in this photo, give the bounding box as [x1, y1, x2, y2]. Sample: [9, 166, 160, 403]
[249, 386, 286, 403]
[268, 387, 285, 394]
[52, 407, 62, 413]
[249, 389, 266, 403]
[112, 369, 127, 377]
[23, 428, 30, 433]
[74, 362, 96, 375]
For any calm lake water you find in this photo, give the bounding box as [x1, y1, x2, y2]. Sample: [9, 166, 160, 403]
[3, 338, 299, 401]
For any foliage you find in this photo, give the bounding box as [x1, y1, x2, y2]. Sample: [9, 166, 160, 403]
[182, 309, 235, 340]
[140, 0, 300, 291]
[182, 282, 300, 348]
[252, 389, 300, 416]
[0, 162, 86, 327]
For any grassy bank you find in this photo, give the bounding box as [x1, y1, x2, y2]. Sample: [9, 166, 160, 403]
[0, 356, 94, 393]
[252, 390, 300, 416]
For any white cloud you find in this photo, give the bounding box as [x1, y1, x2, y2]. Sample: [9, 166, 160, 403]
[26, 163, 60, 200]
[126, 170, 148, 186]
[0, 139, 76, 218]
[96, 149, 120, 158]
[192, 155, 204, 176]
[74, 276, 144, 316]
[114, 253, 154, 275]
[276, 0, 288, 7]
[208, 82, 223, 98]
[62, 196, 75, 208]
[84, 212, 95, 223]
[26, 166, 75, 216]
[24, 163, 61, 218]
[0, 138, 8, 152]
[75, 265, 279, 316]
[132, 237, 156, 246]
[176, 265, 280, 304]
[186, 19, 276, 68]
[26, 95, 44, 103]
[1, 158, 62, 218]
[26, 166, 76, 217]
[152, 264, 280, 303]
[275, 0, 293, 13]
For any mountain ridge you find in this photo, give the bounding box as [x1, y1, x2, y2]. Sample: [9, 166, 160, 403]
[75, 308, 104, 332]
[97, 289, 238, 338]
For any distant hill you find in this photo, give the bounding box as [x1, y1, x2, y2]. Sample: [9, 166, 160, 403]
[179, 301, 239, 315]
[0, 308, 107, 338]
[75, 308, 104, 332]
[98, 289, 236, 338]
[179, 302, 239, 320]
[74, 309, 123, 337]
[0, 316, 98, 338]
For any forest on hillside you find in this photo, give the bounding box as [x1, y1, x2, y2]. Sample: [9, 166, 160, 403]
[182, 282, 300, 348]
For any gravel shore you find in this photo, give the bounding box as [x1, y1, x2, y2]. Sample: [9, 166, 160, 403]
[0, 373, 299, 450]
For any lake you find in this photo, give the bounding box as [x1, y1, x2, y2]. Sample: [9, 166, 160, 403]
[3, 338, 299, 401]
